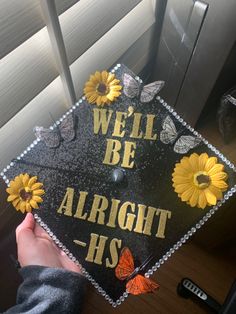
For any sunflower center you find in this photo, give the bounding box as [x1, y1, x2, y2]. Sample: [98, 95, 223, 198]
[194, 171, 211, 189]
[20, 188, 32, 201]
[96, 83, 109, 95]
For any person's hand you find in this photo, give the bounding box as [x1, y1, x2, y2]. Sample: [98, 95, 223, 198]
[16, 213, 81, 273]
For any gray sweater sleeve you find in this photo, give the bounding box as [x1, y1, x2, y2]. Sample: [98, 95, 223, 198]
[4, 266, 86, 314]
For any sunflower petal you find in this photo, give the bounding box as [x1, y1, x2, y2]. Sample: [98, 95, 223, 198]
[6, 187, 17, 195]
[205, 157, 217, 172]
[32, 195, 43, 203]
[106, 93, 115, 101]
[94, 71, 101, 81]
[30, 199, 39, 209]
[7, 194, 18, 202]
[173, 165, 190, 176]
[84, 87, 95, 93]
[96, 96, 102, 106]
[10, 177, 22, 191]
[31, 182, 43, 190]
[198, 191, 207, 209]
[180, 158, 193, 172]
[110, 91, 121, 98]
[25, 203, 32, 213]
[22, 173, 30, 186]
[15, 203, 22, 212]
[12, 198, 20, 207]
[110, 85, 122, 91]
[208, 185, 223, 200]
[180, 186, 195, 202]
[189, 188, 199, 207]
[189, 153, 199, 172]
[210, 172, 228, 181]
[172, 175, 191, 184]
[110, 79, 120, 86]
[20, 201, 26, 213]
[174, 183, 192, 194]
[101, 71, 108, 82]
[204, 188, 217, 205]
[32, 189, 45, 196]
[28, 176, 38, 188]
[208, 164, 225, 176]
[199, 153, 208, 170]
[88, 94, 97, 103]
[211, 180, 228, 190]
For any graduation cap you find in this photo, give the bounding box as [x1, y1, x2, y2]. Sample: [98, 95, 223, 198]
[2, 64, 236, 307]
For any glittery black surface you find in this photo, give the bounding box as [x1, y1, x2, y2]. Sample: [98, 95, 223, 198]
[5, 64, 236, 303]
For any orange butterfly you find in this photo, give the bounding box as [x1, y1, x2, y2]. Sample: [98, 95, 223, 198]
[115, 247, 159, 295]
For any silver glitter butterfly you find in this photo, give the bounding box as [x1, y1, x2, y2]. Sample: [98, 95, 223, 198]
[123, 73, 165, 103]
[160, 115, 201, 154]
[34, 114, 75, 148]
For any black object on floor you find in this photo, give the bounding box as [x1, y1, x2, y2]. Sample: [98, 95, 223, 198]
[177, 278, 236, 314]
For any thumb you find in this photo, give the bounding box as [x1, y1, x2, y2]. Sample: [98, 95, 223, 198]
[16, 212, 36, 244]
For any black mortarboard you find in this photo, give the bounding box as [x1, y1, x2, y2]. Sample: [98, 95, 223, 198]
[2, 64, 236, 307]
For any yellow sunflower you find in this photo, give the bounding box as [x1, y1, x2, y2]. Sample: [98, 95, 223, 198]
[172, 153, 228, 209]
[6, 174, 45, 213]
[84, 70, 122, 106]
